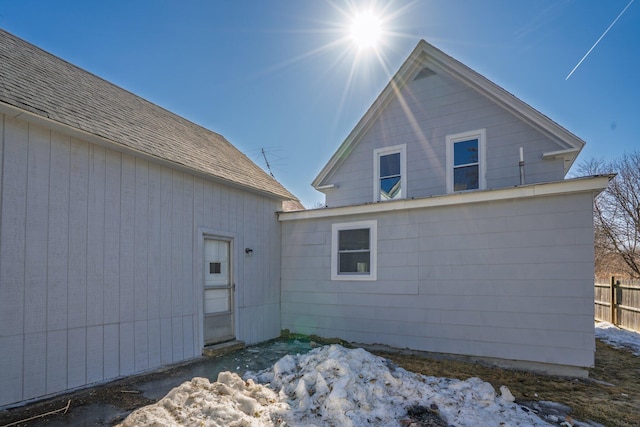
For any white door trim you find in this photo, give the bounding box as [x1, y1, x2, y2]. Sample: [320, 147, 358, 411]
[196, 227, 238, 349]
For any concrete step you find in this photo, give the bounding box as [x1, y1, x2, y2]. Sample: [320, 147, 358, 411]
[202, 340, 245, 357]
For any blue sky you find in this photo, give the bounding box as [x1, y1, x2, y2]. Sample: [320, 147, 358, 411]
[1, 1, 638, 207]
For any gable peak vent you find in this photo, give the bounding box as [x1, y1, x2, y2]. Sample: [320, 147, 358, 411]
[414, 67, 436, 80]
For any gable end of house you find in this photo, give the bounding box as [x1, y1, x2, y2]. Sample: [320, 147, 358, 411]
[312, 39, 585, 191]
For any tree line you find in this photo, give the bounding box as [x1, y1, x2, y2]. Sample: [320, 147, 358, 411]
[576, 150, 640, 279]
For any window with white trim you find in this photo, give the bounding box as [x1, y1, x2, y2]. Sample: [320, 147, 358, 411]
[331, 220, 377, 281]
[446, 129, 486, 192]
[373, 145, 406, 201]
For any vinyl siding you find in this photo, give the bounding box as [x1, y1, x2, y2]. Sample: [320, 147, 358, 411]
[281, 191, 596, 368]
[0, 115, 283, 406]
[325, 69, 566, 208]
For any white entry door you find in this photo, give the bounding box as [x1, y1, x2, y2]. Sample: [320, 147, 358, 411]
[203, 239, 234, 345]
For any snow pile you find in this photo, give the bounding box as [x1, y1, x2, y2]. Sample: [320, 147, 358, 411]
[595, 321, 640, 356]
[119, 344, 551, 426]
[254, 344, 548, 426]
[118, 372, 288, 426]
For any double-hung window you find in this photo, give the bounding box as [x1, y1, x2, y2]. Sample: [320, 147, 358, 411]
[331, 220, 377, 281]
[373, 145, 406, 201]
[446, 129, 486, 192]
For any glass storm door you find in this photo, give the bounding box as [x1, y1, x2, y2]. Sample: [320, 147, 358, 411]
[203, 239, 234, 345]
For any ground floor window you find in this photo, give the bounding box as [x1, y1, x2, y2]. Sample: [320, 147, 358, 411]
[331, 220, 377, 281]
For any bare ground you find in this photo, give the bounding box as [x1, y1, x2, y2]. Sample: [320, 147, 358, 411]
[1, 339, 638, 426]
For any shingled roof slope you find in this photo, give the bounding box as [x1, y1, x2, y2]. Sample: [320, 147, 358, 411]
[0, 29, 296, 201]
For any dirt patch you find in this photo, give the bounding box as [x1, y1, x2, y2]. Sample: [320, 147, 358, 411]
[1, 339, 638, 426]
[375, 340, 640, 427]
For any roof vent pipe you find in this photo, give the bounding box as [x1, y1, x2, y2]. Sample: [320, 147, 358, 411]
[519, 147, 525, 185]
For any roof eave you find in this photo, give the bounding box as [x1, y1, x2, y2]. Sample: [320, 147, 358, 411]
[542, 148, 583, 175]
[287, 175, 613, 221]
[0, 100, 297, 201]
[424, 42, 586, 153]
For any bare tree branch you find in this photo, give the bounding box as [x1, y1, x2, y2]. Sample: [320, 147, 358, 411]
[580, 151, 640, 278]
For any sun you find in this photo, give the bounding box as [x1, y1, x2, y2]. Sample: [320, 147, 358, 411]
[349, 10, 382, 50]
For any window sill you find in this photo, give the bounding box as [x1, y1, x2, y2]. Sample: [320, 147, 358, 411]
[331, 274, 377, 281]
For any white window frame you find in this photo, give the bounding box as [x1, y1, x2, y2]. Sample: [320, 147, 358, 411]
[331, 220, 377, 281]
[373, 144, 407, 202]
[446, 129, 486, 193]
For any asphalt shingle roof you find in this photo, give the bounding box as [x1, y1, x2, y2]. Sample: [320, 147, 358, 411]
[0, 29, 297, 201]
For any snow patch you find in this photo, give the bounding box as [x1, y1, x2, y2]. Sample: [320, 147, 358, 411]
[500, 385, 516, 402]
[595, 321, 640, 356]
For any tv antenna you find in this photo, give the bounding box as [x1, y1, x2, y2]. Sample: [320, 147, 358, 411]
[261, 148, 275, 178]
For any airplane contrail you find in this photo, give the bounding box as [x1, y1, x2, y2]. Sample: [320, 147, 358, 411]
[566, 0, 634, 80]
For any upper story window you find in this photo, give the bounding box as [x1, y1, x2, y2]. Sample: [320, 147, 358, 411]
[373, 144, 406, 201]
[446, 129, 486, 193]
[331, 220, 377, 281]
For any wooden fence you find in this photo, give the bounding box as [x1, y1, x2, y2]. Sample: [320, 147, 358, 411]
[595, 276, 640, 332]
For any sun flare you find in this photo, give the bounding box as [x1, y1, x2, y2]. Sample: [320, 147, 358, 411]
[350, 10, 382, 49]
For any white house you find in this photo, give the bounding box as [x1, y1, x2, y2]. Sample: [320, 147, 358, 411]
[278, 40, 610, 376]
[0, 32, 609, 408]
[0, 29, 298, 407]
